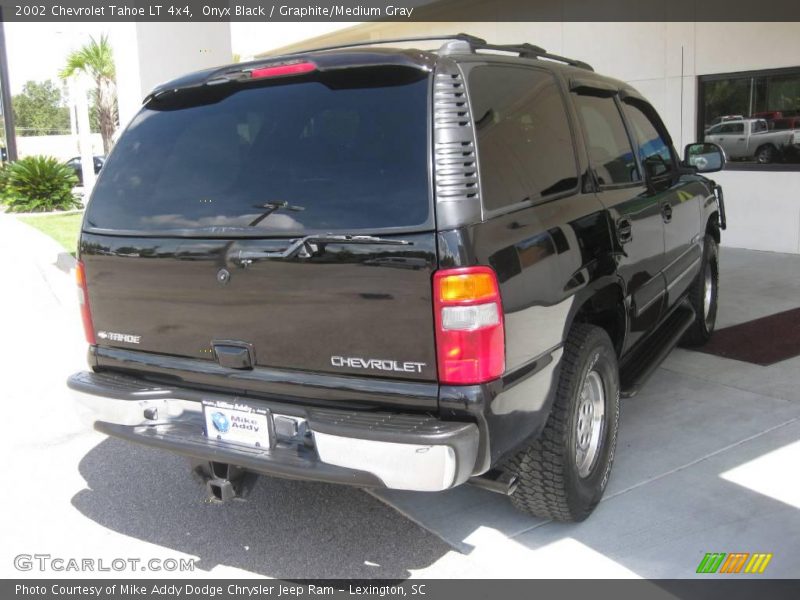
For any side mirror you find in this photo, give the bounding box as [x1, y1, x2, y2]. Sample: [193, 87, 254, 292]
[683, 142, 725, 173]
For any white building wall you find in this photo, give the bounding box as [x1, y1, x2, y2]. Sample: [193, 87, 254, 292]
[715, 171, 800, 254]
[251, 21, 800, 253]
[111, 23, 233, 128]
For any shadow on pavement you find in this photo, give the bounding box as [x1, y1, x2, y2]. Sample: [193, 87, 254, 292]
[72, 438, 451, 579]
[377, 372, 800, 578]
[510, 416, 800, 578]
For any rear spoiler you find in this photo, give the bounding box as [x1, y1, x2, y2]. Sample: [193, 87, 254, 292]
[144, 50, 435, 104]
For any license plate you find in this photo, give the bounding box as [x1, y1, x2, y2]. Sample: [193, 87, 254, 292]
[202, 400, 271, 448]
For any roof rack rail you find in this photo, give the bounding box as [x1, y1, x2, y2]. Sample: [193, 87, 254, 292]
[459, 40, 593, 71]
[295, 33, 488, 56]
[288, 33, 593, 72]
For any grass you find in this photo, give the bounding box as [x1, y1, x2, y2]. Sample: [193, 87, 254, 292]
[18, 211, 83, 256]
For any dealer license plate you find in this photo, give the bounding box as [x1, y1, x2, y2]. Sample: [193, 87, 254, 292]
[202, 399, 271, 448]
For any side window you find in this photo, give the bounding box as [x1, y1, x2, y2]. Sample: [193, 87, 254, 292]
[752, 120, 767, 133]
[574, 93, 640, 186]
[621, 100, 675, 179]
[468, 66, 578, 212]
[720, 122, 744, 134]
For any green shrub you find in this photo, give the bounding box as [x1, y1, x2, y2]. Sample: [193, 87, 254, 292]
[0, 163, 11, 202]
[2, 155, 80, 213]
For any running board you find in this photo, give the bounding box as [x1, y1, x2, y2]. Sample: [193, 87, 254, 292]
[620, 303, 696, 398]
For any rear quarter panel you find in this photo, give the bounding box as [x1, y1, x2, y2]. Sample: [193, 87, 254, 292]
[437, 193, 619, 469]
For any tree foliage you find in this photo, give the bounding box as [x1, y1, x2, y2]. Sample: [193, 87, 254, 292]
[12, 80, 71, 136]
[60, 34, 118, 154]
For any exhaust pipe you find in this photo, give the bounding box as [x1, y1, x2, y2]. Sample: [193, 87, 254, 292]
[468, 470, 519, 495]
[191, 460, 256, 503]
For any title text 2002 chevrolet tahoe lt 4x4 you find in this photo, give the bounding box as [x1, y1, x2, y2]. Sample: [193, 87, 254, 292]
[70, 35, 727, 521]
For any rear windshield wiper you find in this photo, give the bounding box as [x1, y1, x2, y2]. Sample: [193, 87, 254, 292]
[248, 201, 305, 227]
[233, 234, 413, 266]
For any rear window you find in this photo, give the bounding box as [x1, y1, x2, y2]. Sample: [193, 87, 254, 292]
[85, 68, 431, 236]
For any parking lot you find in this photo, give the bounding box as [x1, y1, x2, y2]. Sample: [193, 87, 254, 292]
[2, 213, 798, 579]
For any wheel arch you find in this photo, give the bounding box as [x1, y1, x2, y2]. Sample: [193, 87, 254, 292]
[566, 281, 627, 357]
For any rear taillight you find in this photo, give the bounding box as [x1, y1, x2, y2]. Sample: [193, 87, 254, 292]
[433, 266, 505, 385]
[250, 61, 316, 79]
[75, 261, 95, 345]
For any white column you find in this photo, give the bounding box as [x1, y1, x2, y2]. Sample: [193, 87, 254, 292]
[111, 22, 233, 129]
[109, 23, 142, 131]
[70, 75, 95, 194]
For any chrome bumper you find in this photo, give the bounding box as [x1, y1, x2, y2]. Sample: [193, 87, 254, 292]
[69, 371, 478, 492]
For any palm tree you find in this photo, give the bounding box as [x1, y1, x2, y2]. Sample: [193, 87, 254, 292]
[60, 34, 117, 154]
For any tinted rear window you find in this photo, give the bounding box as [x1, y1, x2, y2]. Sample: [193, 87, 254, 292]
[85, 69, 430, 236]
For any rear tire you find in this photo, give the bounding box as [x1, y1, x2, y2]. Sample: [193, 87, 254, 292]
[755, 144, 775, 164]
[506, 324, 620, 522]
[681, 234, 719, 347]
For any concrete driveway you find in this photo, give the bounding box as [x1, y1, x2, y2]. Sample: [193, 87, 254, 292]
[2, 213, 798, 579]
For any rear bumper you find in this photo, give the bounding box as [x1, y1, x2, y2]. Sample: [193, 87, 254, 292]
[68, 371, 478, 492]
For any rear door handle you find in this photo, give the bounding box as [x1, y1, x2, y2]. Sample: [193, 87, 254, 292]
[662, 203, 673, 223]
[617, 218, 633, 244]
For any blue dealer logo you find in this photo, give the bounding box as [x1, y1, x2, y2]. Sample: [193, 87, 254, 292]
[210, 412, 230, 433]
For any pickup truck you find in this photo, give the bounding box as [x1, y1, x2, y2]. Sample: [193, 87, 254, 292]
[705, 118, 795, 163]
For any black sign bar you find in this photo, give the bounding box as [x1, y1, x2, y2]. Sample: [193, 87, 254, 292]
[5, 580, 800, 600]
[3, 0, 800, 22]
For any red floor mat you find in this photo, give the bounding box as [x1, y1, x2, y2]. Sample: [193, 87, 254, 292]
[695, 307, 800, 366]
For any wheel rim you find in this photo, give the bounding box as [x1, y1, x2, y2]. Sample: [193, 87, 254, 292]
[575, 369, 606, 478]
[703, 265, 713, 319]
[702, 261, 716, 330]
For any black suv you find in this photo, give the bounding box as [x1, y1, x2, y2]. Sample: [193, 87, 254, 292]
[69, 35, 727, 521]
